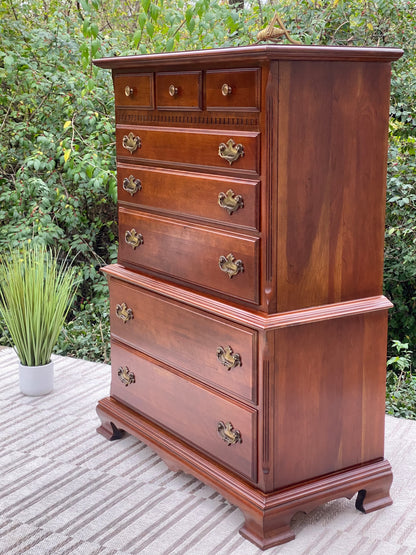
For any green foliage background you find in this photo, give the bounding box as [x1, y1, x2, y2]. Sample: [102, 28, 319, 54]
[0, 0, 415, 413]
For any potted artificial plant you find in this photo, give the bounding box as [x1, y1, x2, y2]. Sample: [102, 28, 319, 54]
[0, 243, 77, 396]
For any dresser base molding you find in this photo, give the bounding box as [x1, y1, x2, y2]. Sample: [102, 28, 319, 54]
[96, 396, 392, 550]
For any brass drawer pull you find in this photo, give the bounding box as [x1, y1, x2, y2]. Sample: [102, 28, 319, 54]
[123, 175, 142, 196]
[168, 84, 178, 97]
[219, 253, 244, 278]
[217, 421, 242, 446]
[124, 85, 134, 97]
[218, 139, 244, 165]
[221, 83, 232, 96]
[125, 229, 144, 249]
[122, 132, 142, 154]
[115, 302, 134, 323]
[118, 366, 135, 387]
[218, 189, 244, 215]
[217, 345, 242, 370]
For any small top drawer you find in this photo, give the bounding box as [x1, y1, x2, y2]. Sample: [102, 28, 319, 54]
[114, 74, 153, 108]
[156, 71, 202, 110]
[206, 69, 260, 110]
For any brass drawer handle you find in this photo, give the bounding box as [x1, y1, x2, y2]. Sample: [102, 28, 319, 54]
[218, 189, 244, 215]
[115, 302, 133, 323]
[118, 366, 135, 387]
[221, 83, 232, 96]
[218, 139, 244, 165]
[217, 345, 242, 370]
[125, 229, 144, 249]
[168, 84, 178, 97]
[123, 175, 142, 196]
[124, 85, 134, 97]
[122, 132, 142, 154]
[217, 421, 242, 446]
[219, 253, 244, 278]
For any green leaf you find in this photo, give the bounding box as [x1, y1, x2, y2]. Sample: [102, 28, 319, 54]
[165, 37, 174, 52]
[146, 21, 154, 37]
[90, 23, 99, 39]
[149, 3, 160, 22]
[138, 13, 147, 30]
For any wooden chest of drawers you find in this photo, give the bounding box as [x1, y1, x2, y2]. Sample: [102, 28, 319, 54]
[94, 45, 402, 549]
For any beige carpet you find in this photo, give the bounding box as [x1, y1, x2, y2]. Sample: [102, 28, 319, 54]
[0, 347, 415, 555]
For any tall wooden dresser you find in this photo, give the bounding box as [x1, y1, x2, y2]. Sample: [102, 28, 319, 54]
[94, 45, 403, 549]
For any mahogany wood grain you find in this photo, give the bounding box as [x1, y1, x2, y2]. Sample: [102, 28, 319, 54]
[117, 162, 260, 231]
[109, 277, 257, 403]
[115, 125, 260, 174]
[110, 340, 257, 481]
[276, 61, 392, 311]
[271, 309, 389, 490]
[118, 206, 259, 304]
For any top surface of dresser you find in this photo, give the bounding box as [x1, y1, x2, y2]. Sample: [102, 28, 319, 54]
[94, 45, 402, 314]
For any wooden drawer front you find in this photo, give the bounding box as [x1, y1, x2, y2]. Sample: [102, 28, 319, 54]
[206, 69, 260, 110]
[116, 126, 259, 173]
[156, 72, 201, 109]
[117, 163, 259, 230]
[118, 207, 259, 304]
[110, 279, 257, 402]
[114, 74, 153, 108]
[110, 341, 257, 481]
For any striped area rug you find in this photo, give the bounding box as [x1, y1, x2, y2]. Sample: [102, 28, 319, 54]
[0, 347, 415, 555]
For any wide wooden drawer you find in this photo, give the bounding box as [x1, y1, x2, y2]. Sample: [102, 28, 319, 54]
[109, 278, 257, 403]
[117, 163, 259, 231]
[156, 71, 201, 110]
[114, 74, 153, 108]
[206, 68, 260, 110]
[118, 207, 259, 304]
[116, 125, 259, 174]
[110, 341, 257, 481]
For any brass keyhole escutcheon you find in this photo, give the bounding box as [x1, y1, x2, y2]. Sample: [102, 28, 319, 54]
[221, 83, 232, 96]
[217, 345, 242, 371]
[125, 229, 144, 249]
[218, 189, 244, 215]
[118, 366, 135, 387]
[115, 302, 134, 323]
[218, 253, 244, 279]
[217, 421, 242, 446]
[124, 85, 134, 97]
[123, 175, 142, 196]
[122, 132, 142, 154]
[218, 139, 244, 165]
[169, 84, 178, 97]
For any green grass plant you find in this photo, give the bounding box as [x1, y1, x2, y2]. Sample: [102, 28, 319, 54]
[0, 243, 78, 366]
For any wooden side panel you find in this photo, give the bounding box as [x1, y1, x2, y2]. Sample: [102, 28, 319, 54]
[272, 310, 388, 490]
[276, 61, 392, 312]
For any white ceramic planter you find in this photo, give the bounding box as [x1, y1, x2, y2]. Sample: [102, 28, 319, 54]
[19, 361, 54, 396]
